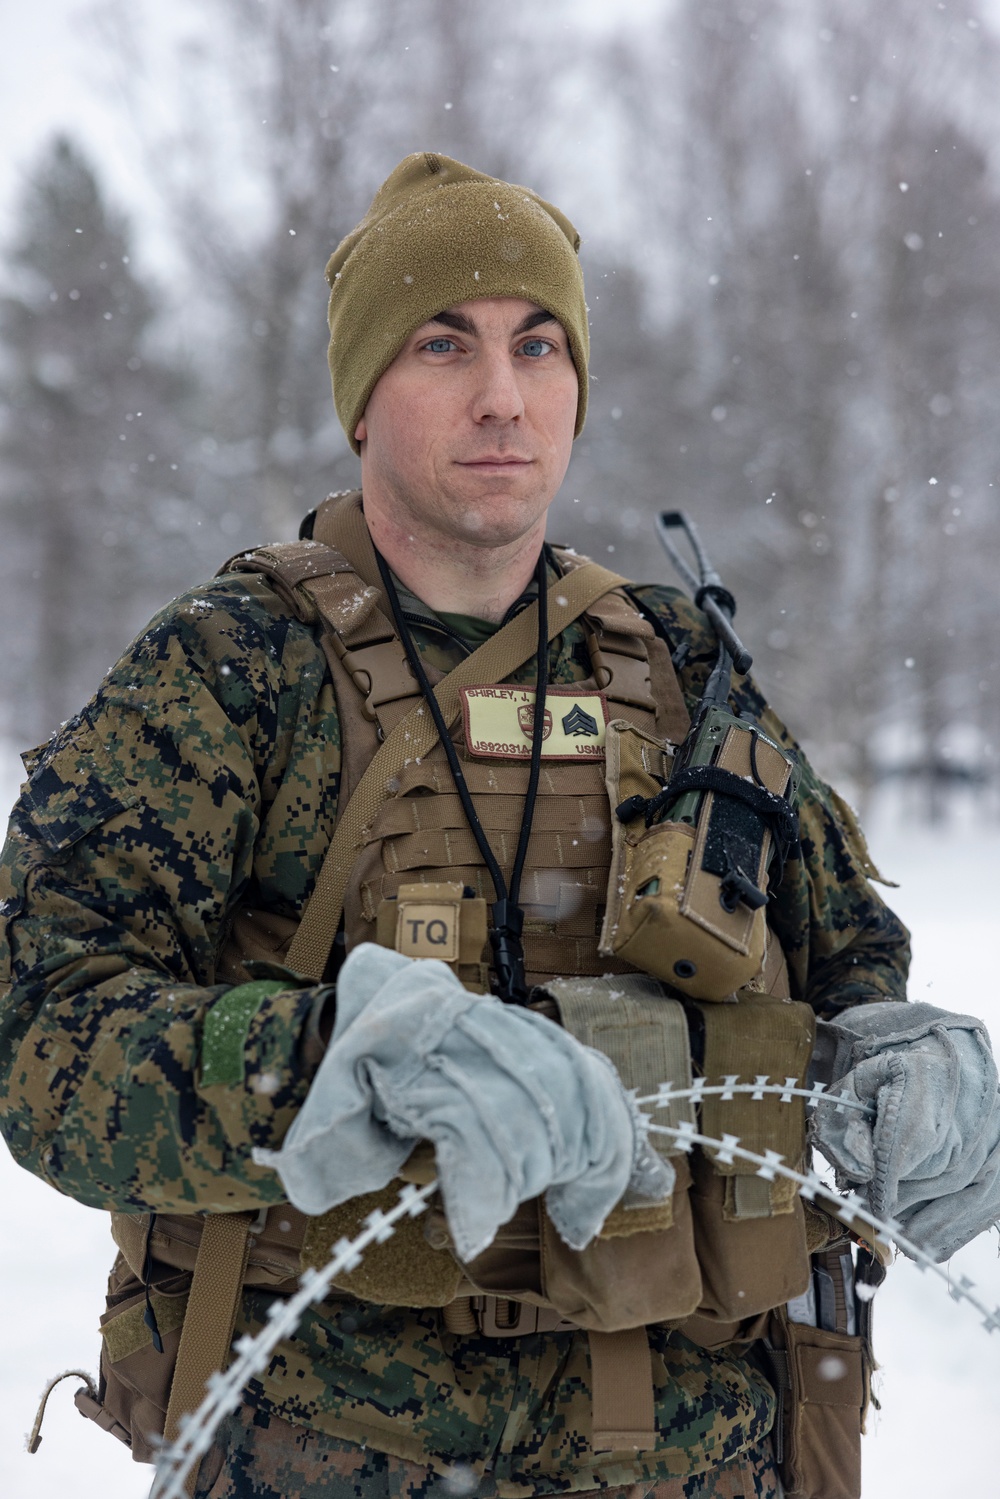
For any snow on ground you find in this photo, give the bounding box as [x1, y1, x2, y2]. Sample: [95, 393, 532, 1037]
[0, 743, 998, 1498]
[852, 790, 1000, 1498]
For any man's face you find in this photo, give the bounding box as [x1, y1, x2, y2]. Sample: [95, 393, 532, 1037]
[355, 297, 579, 551]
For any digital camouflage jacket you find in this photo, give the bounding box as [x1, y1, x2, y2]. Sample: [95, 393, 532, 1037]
[0, 555, 909, 1492]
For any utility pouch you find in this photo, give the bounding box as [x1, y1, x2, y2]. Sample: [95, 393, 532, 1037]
[770, 1316, 865, 1499]
[537, 1154, 699, 1331]
[765, 1246, 883, 1499]
[601, 713, 798, 1001]
[767, 1315, 865, 1499]
[689, 1152, 809, 1323]
[75, 1254, 191, 1464]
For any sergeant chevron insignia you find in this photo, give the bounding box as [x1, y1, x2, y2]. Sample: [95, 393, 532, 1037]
[562, 703, 600, 737]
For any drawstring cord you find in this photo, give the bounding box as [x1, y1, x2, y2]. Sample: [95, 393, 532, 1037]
[372, 546, 549, 1004]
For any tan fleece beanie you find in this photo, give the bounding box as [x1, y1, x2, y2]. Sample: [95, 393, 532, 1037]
[326, 152, 589, 453]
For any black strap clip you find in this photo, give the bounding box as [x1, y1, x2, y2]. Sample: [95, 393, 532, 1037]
[490, 900, 527, 1006]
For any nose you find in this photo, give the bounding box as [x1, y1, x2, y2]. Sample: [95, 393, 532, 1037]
[471, 349, 525, 425]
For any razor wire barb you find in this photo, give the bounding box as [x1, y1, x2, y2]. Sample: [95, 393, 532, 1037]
[150, 1078, 1000, 1499]
[634, 1077, 877, 1115]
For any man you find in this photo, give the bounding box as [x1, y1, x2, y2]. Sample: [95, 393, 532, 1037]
[0, 154, 927, 1498]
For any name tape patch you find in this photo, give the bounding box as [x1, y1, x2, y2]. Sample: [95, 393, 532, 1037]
[460, 685, 608, 760]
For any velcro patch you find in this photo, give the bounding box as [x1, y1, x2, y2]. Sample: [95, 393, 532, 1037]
[460, 686, 608, 760]
[395, 901, 461, 961]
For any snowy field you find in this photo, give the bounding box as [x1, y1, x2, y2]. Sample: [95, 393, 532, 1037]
[0, 744, 997, 1499]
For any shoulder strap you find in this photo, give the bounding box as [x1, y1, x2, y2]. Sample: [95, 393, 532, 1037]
[286, 552, 626, 981]
[309, 489, 382, 585]
[221, 536, 397, 650]
[219, 537, 354, 621]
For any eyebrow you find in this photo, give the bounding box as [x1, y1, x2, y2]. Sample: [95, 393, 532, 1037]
[430, 309, 559, 337]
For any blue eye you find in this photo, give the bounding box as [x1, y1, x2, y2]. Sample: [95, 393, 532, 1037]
[424, 337, 457, 353]
[520, 338, 552, 358]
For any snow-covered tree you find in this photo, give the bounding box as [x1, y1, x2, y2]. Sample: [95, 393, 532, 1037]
[0, 135, 190, 743]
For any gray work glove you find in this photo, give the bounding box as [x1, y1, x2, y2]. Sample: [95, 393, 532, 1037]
[254, 943, 673, 1261]
[812, 1001, 1000, 1262]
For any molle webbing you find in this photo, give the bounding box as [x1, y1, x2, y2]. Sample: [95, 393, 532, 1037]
[111, 1205, 309, 1290]
[307, 496, 687, 988]
[294, 559, 625, 979]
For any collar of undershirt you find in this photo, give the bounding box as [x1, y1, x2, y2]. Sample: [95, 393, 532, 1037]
[390, 543, 562, 646]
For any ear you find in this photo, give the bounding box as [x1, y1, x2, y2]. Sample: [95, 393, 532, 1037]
[354, 415, 367, 444]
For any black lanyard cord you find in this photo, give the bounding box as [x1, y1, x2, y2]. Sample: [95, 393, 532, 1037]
[372, 545, 549, 1004]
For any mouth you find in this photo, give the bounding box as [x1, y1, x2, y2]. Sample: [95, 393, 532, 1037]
[456, 457, 532, 470]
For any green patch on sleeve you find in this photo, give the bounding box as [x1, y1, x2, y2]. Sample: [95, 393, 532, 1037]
[200, 981, 288, 1087]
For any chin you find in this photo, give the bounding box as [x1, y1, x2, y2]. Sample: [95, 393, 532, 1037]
[450, 491, 549, 546]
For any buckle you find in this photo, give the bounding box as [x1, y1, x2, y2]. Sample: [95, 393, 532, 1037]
[474, 1296, 577, 1338]
[478, 1297, 538, 1336]
[332, 639, 419, 723]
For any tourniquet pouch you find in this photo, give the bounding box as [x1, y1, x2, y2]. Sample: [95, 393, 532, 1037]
[768, 1308, 866, 1499]
[529, 974, 703, 1330]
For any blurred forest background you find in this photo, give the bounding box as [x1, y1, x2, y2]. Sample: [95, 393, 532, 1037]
[1, 0, 998, 812]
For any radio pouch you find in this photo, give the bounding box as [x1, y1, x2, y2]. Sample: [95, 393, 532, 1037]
[600, 713, 799, 1001]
